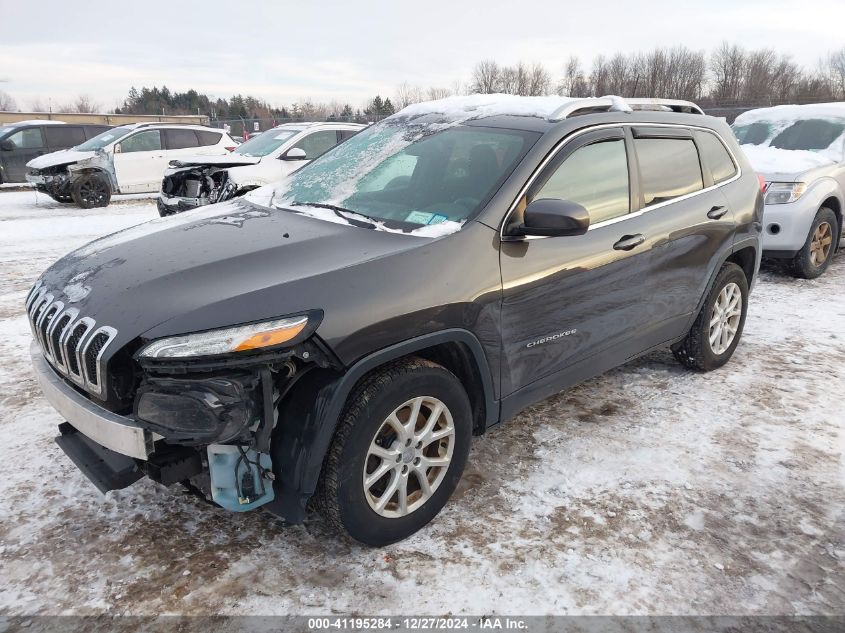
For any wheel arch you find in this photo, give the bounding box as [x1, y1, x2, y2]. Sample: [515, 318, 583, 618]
[266, 329, 498, 523]
[820, 195, 842, 253]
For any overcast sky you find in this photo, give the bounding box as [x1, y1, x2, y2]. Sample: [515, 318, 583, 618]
[1, 0, 843, 111]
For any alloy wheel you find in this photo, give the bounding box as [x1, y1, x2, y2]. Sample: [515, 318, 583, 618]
[363, 396, 455, 518]
[709, 282, 742, 355]
[809, 221, 833, 267]
[80, 179, 108, 206]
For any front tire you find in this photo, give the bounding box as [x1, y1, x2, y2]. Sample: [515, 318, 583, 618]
[790, 207, 837, 279]
[672, 262, 749, 371]
[316, 358, 472, 546]
[71, 174, 111, 208]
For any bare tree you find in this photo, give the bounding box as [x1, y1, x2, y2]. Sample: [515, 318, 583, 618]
[0, 90, 16, 111]
[63, 94, 100, 113]
[710, 42, 746, 102]
[471, 60, 501, 94]
[426, 86, 452, 100]
[558, 56, 589, 97]
[395, 82, 425, 109]
[527, 63, 551, 96]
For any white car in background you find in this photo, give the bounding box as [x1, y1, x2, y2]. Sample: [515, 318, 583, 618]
[25, 123, 237, 208]
[733, 103, 845, 278]
[157, 122, 365, 215]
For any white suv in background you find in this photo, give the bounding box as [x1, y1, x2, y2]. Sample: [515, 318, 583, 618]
[733, 104, 845, 278]
[157, 121, 365, 215]
[25, 123, 237, 208]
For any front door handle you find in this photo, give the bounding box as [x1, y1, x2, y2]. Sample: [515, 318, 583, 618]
[613, 234, 645, 251]
[707, 205, 729, 220]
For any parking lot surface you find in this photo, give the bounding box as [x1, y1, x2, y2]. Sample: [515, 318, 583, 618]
[0, 189, 842, 616]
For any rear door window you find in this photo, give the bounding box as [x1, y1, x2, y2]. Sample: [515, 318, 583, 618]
[120, 130, 162, 153]
[7, 127, 44, 149]
[338, 129, 359, 141]
[196, 130, 222, 146]
[534, 138, 630, 224]
[634, 137, 703, 206]
[44, 126, 86, 148]
[696, 132, 737, 184]
[164, 129, 200, 150]
[292, 130, 340, 160]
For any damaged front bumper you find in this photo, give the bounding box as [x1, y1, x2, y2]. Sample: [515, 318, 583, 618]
[31, 340, 277, 512]
[31, 341, 156, 460]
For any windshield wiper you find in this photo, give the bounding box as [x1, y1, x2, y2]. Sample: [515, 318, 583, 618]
[290, 202, 377, 229]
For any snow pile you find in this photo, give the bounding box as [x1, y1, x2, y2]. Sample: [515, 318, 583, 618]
[734, 102, 845, 126]
[740, 144, 835, 176]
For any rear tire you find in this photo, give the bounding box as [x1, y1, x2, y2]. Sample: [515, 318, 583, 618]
[790, 207, 837, 279]
[672, 262, 749, 371]
[316, 357, 472, 546]
[71, 174, 111, 209]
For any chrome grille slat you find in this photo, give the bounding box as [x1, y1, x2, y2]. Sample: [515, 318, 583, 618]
[27, 292, 118, 399]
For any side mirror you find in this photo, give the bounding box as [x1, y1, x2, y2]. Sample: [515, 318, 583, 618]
[518, 198, 590, 237]
[113, 143, 122, 154]
[281, 147, 307, 161]
[0, 139, 15, 151]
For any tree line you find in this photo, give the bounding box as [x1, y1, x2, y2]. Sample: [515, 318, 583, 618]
[3, 42, 844, 121]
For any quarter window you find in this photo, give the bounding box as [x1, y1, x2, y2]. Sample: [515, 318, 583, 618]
[8, 128, 44, 149]
[697, 132, 737, 184]
[535, 139, 630, 224]
[196, 130, 222, 146]
[120, 130, 162, 153]
[635, 137, 703, 206]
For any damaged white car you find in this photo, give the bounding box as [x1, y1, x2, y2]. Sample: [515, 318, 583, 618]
[26, 123, 237, 208]
[157, 122, 364, 216]
[733, 103, 845, 278]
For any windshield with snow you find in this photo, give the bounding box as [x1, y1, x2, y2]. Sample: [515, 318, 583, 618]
[770, 119, 845, 151]
[234, 129, 300, 157]
[270, 120, 539, 232]
[74, 126, 132, 151]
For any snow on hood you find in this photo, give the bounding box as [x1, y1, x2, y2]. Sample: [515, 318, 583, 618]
[740, 144, 835, 178]
[27, 149, 99, 170]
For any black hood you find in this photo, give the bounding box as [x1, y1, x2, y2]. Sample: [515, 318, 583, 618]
[36, 199, 428, 351]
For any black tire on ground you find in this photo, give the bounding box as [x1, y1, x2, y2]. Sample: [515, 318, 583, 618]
[71, 174, 111, 209]
[790, 207, 838, 279]
[316, 357, 472, 546]
[671, 262, 749, 372]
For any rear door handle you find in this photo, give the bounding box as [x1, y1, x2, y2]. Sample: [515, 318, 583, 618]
[613, 234, 645, 251]
[707, 205, 729, 220]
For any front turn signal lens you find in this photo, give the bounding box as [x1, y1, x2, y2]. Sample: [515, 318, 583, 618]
[235, 320, 307, 351]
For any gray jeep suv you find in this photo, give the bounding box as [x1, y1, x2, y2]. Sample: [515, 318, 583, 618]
[27, 95, 763, 545]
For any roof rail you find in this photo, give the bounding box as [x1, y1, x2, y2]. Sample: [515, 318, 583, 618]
[131, 121, 203, 128]
[548, 97, 704, 121]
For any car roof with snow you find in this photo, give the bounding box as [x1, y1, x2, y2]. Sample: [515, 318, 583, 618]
[389, 94, 711, 135]
[4, 119, 67, 127]
[120, 122, 224, 131]
[734, 102, 845, 125]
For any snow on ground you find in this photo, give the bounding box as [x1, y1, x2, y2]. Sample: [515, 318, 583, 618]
[0, 189, 842, 617]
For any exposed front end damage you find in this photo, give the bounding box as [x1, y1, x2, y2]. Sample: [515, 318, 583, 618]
[26, 150, 117, 204]
[158, 165, 245, 216]
[31, 311, 343, 519]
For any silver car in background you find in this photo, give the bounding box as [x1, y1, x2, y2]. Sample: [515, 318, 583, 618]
[733, 103, 845, 278]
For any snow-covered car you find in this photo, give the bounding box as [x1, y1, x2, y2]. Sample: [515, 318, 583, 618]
[25, 123, 238, 208]
[157, 122, 365, 215]
[733, 104, 845, 278]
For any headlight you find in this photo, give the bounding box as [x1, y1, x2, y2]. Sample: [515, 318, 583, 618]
[764, 182, 806, 205]
[138, 315, 310, 359]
